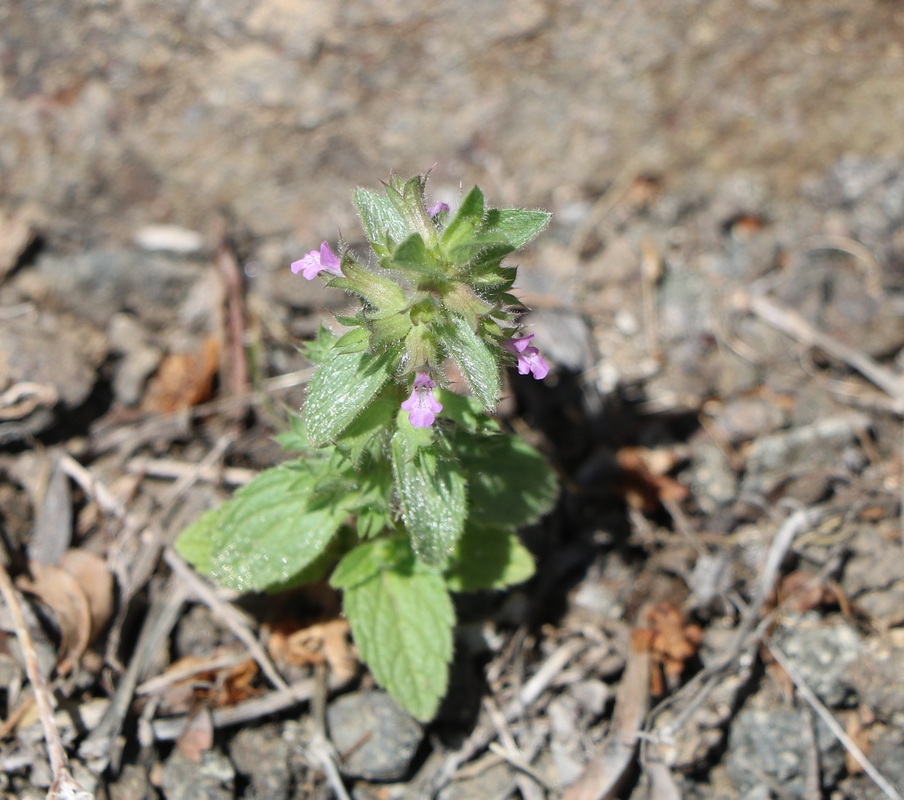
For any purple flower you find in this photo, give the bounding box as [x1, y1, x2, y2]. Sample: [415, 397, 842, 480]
[401, 371, 443, 428]
[291, 241, 343, 280]
[427, 201, 450, 217]
[504, 334, 550, 380]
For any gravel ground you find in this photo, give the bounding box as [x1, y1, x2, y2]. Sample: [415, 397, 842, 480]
[3, 2, 904, 799]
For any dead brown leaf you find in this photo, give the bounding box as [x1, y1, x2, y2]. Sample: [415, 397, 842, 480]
[141, 336, 219, 414]
[60, 548, 114, 643]
[176, 703, 214, 762]
[215, 658, 260, 705]
[616, 447, 689, 513]
[643, 603, 703, 695]
[16, 561, 91, 674]
[779, 570, 835, 615]
[268, 618, 356, 685]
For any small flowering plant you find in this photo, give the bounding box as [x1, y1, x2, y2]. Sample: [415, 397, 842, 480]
[176, 174, 558, 720]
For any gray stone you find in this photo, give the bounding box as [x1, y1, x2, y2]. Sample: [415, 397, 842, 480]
[709, 398, 786, 444]
[160, 750, 235, 800]
[686, 440, 738, 513]
[775, 619, 862, 707]
[109, 764, 154, 800]
[837, 729, 904, 800]
[327, 691, 423, 781]
[174, 603, 238, 659]
[437, 759, 514, 800]
[0, 316, 103, 409]
[844, 640, 904, 717]
[568, 679, 610, 717]
[740, 413, 869, 498]
[727, 707, 844, 798]
[521, 307, 595, 374]
[842, 523, 904, 597]
[27, 249, 207, 329]
[229, 725, 290, 800]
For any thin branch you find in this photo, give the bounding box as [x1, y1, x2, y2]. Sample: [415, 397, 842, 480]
[767, 642, 902, 800]
[0, 560, 89, 799]
[152, 677, 317, 741]
[163, 547, 289, 692]
[736, 291, 904, 407]
[306, 663, 352, 800]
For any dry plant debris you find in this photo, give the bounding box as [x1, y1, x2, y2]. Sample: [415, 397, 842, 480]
[4, 14, 904, 795]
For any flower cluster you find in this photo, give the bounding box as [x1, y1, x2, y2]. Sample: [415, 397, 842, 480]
[289, 176, 552, 429]
[179, 175, 561, 725]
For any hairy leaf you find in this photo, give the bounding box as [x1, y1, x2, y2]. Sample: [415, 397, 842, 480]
[331, 537, 414, 590]
[275, 413, 310, 453]
[444, 524, 535, 592]
[174, 508, 220, 578]
[440, 186, 485, 263]
[391, 430, 467, 566]
[333, 394, 398, 465]
[305, 344, 396, 445]
[481, 208, 551, 249]
[354, 188, 410, 248]
[457, 432, 558, 527]
[209, 461, 352, 592]
[438, 314, 501, 410]
[343, 565, 454, 721]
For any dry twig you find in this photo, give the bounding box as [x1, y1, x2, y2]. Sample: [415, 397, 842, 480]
[767, 642, 903, 800]
[306, 662, 352, 800]
[428, 636, 587, 797]
[0, 560, 91, 799]
[561, 632, 652, 800]
[163, 547, 289, 692]
[735, 291, 904, 407]
[80, 576, 189, 771]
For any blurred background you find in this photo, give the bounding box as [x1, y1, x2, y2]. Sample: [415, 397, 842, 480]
[5, 3, 904, 798]
[4, 0, 903, 256]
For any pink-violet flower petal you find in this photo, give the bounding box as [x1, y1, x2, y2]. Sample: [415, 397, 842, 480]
[401, 371, 443, 428]
[503, 334, 549, 380]
[290, 241, 343, 280]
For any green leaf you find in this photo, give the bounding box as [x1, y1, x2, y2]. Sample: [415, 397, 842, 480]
[434, 390, 498, 433]
[387, 176, 435, 243]
[391, 233, 436, 274]
[174, 508, 220, 578]
[299, 325, 338, 365]
[331, 537, 414, 590]
[210, 461, 352, 592]
[305, 344, 396, 445]
[481, 208, 551, 250]
[441, 186, 485, 263]
[456, 432, 558, 527]
[333, 327, 370, 354]
[437, 314, 501, 410]
[357, 508, 391, 539]
[441, 283, 495, 330]
[333, 394, 398, 465]
[342, 565, 454, 721]
[367, 307, 413, 346]
[327, 258, 408, 314]
[391, 430, 467, 566]
[354, 188, 410, 248]
[275, 413, 310, 453]
[444, 524, 535, 592]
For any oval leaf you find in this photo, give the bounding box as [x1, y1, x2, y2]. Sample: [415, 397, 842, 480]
[210, 461, 351, 592]
[391, 430, 467, 566]
[305, 345, 396, 445]
[343, 566, 454, 721]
